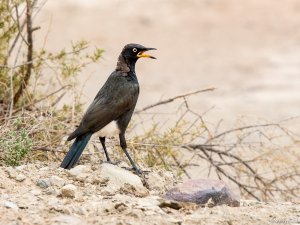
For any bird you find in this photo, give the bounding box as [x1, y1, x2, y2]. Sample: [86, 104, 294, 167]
[60, 43, 156, 174]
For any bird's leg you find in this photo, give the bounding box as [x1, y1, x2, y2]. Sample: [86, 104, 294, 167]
[99, 137, 112, 163]
[119, 133, 142, 174]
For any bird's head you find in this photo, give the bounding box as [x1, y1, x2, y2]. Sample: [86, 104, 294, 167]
[121, 43, 156, 63]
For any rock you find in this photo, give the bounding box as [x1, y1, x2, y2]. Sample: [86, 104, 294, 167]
[165, 179, 240, 207]
[99, 163, 145, 193]
[47, 198, 64, 212]
[61, 184, 77, 198]
[50, 175, 65, 187]
[45, 186, 60, 196]
[68, 165, 91, 182]
[15, 174, 26, 182]
[36, 178, 51, 189]
[3, 201, 18, 210]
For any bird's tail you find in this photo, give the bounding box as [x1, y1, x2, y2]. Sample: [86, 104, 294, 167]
[60, 132, 93, 169]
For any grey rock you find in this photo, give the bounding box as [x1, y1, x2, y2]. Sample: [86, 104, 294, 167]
[36, 178, 51, 189]
[61, 184, 77, 198]
[165, 179, 240, 207]
[45, 186, 60, 196]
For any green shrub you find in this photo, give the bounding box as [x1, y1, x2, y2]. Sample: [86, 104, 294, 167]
[0, 119, 32, 166]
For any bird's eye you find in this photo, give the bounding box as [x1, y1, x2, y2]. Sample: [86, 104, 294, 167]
[132, 48, 137, 52]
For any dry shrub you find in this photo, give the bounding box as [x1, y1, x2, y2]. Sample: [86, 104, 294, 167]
[126, 92, 300, 201]
[0, 0, 102, 165]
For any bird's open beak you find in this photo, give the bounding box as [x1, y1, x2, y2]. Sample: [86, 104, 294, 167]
[137, 48, 157, 59]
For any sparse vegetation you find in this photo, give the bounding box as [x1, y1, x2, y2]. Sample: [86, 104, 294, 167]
[0, 0, 103, 165]
[0, 118, 32, 166]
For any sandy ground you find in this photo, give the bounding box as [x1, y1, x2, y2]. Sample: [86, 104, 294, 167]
[1, 162, 300, 225]
[35, 0, 300, 128]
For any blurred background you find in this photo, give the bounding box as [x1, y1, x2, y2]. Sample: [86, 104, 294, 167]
[36, 0, 300, 127]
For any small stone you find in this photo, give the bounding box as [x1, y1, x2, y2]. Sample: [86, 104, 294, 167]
[45, 186, 60, 196]
[50, 175, 65, 187]
[15, 174, 26, 182]
[68, 165, 91, 182]
[4, 201, 18, 210]
[48, 198, 63, 212]
[61, 184, 77, 198]
[36, 178, 51, 189]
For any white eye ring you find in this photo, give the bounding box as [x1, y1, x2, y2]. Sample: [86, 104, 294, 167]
[133, 48, 137, 52]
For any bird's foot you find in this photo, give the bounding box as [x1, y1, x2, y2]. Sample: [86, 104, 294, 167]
[132, 167, 151, 175]
[134, 167, 143, 175]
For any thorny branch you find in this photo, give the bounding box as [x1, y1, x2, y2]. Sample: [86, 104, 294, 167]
[135, 87, 215, 113]
[131, 89, 300, 201]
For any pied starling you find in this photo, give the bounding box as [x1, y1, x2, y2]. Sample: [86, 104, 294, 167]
[60, 43, 156, 174]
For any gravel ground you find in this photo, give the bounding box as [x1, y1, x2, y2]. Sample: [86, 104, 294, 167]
[1, 162, 299, 225]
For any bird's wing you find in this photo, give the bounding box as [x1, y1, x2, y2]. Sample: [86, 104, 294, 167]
[67, 73, 139, 140]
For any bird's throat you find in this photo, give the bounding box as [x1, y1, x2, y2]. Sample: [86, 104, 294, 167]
[116, 55, 136, 73]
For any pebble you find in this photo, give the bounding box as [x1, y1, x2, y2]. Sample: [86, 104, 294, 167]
[61, 184, 77, 198]
[50, 175, 65, 187]
[36, 178, 51, 189]
[15, 174, 26, 182]
[68, 165, 91, 182]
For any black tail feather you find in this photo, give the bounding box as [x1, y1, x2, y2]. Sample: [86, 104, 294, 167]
[60, 132, 93, 169]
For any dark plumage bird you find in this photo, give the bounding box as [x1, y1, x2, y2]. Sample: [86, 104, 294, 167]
[60, 43, 156, 173]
